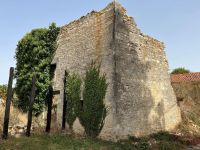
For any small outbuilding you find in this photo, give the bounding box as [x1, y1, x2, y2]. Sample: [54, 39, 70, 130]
[171, 72, 200, 114]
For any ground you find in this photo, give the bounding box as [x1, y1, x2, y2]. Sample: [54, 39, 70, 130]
[1, 132, 200, 150]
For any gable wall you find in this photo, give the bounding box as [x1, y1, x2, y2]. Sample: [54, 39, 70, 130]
[52, 2, 181, 140]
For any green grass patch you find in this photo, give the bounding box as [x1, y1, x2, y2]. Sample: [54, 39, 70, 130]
[0, 134, 137, 150]
[0, 133, 191, 150]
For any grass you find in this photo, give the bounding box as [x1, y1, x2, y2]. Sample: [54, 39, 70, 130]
[0, 132, 193, 150]
[1, 134, 102, 150]
[0, 134, 145, 150]
[150, 131, 188, 150]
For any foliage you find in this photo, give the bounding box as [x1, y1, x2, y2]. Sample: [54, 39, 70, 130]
[65, 73, 82, 130]
[158, 141, 183, 150]
[15, 23, 60, 115]
[150, 132, 187, 150]
[79, 63, 108, 138]
[122, 136, 150, 150]
[0, 84, 7, 100]
[150, 131, 174, 142]
[171, 67, 190, 74]
[188, 111, 200, 127]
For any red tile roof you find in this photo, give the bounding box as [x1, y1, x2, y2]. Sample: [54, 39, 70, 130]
[171, 72, 200, 83]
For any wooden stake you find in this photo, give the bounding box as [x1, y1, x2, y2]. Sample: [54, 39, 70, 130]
[26, 76, 36, 137]
[62, 71, 68, 130]
[46, 86, 53, 133]
[2, 67, 14, 139]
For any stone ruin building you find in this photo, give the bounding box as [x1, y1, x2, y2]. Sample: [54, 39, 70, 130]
[52, 2, 181, 140]
[171, 73, 200, 119]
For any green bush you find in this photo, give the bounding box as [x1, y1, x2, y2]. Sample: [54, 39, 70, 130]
[171, 67, 190, 74]
[15, 23, 60, 115]
[79, 63, 108, 138]
[151, 131, 174, 142]
[65, 73, 82, 130]
[0, 85, 7, 100]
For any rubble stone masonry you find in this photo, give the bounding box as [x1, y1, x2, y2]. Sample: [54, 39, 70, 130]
[52, 2, 181, 140]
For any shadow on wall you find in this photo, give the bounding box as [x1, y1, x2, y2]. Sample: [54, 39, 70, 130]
[113, 10, 166, 137]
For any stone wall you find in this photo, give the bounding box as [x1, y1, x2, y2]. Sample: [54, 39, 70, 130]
[52, 2, 181, 140]
[172, 81, 200, 114]
[52, 3, 116, 138]
[112, 3, 181, 137]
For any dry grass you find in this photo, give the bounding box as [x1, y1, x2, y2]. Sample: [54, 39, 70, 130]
[0, 102, 46, 134]
[0, 103, 26, 126]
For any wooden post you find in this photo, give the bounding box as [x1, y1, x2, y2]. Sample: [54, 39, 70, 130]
[62, 71, 67, 130]
[2, 67, 14, 139]
[45, 86, 53, 133]
[45, 64, 56, 133]
[26, 76, 36, 137]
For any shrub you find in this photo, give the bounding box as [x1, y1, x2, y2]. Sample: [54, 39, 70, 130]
[79, 63, 108, 138]
[171, 67, 190, 74]
[0, 84, 7, 100]
[135, 141, 150, 150]
[159, 141, 183, 150]
[151, 131, 174, 142]
[15, 23, 60, 115]
[65, 73, 82, 130]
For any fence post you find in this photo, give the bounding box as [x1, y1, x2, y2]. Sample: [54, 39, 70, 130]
[62, 71, 67, 130]
[26, 76, 36, 137]
[2, 67, 14, 139]
[45, 86, 53, 133]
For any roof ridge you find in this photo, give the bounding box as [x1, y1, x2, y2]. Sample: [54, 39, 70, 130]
[171, 72, 200, 76]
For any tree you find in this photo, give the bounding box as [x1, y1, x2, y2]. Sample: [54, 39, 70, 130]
[79, 63, 108, 138]
[65, 73, 82, 131]
[0, 85, 7, 100]
[171, 67, 190, 74]
[15, 23, 60, 115]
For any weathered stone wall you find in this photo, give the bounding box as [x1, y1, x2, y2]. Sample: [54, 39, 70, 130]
[172, 81, 200, 114]
[52, 3, 116, 138]
[112, 3, 181, 137]
[52, 2, 181, 140]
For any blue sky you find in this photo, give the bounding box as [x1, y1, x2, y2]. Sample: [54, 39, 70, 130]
[0, 0, 200, 84]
